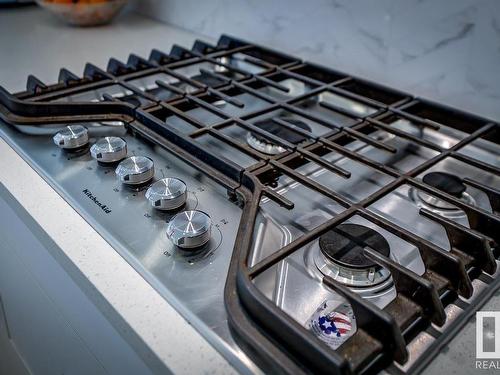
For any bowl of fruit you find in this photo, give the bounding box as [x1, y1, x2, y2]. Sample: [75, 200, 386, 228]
[37, 0, 128, 26]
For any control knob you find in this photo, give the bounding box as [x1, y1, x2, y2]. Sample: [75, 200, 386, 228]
[53, 125, 89, 150]
[167, 210, 212, 249]
[90, 137, 127, 163]
[115, 156, 154, 185]
[145, 178, 187, 210]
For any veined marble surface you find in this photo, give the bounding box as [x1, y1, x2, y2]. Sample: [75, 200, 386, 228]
[135, 0, 500, 121]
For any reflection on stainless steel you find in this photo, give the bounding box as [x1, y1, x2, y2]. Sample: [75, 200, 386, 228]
[389, 118, 467, 149]
[348, 128, 440, 173]
[318, 91, 377, 117]
[216, 53, 266, 75]
[370, 184, 457, 251]
[458, 137, 500, 168]
[198, 132, 258, 168]
[258, 78, 313, 100]
[295, 93, 358, 126]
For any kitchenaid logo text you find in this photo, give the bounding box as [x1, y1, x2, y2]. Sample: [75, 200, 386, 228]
[476, 312, 500, 370]
[82, 189, 112, 214]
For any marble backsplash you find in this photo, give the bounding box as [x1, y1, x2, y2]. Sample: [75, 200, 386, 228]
[134, 0, 500, 121]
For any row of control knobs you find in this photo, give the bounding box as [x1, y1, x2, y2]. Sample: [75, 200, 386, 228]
[53, 125, 212, 249]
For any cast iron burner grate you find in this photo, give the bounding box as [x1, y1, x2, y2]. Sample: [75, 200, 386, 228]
[0, 35, 499, 375]
[246, 116, 311, 155]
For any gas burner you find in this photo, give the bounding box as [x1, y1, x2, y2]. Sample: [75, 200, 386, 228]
[246, 117, 311, 155]
[313, 224, 392, 289]
[410, 171, 476, 217]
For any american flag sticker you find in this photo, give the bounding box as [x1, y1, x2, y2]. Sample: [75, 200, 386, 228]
[308, 301, 356, 350]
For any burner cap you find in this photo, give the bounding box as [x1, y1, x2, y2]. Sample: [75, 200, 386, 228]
[422, 172, 466, 198]
[319, 224, 390, 269]
[252, 117, 311, 144]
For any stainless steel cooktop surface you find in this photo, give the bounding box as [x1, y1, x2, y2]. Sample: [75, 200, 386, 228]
[0, 35, 499, 374]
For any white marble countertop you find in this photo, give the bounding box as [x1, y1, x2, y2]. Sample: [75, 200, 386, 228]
[0, 5, 214, 92]
[0, 4, 496, 375]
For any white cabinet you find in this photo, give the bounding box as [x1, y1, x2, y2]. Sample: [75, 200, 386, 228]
[0, 249, 106, 375]
[0, 292, 31, 375]
[0, 186, 160, 375]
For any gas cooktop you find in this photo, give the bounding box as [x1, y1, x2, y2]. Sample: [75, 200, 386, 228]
[0, 35, 499, 375]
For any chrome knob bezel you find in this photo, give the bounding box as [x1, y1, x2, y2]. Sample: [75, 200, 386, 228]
[90, 137, 127, 163]
[166, 210, 212, 249]
[145, 177, 187, 211]
[115, 156, 154, 185]
[53, 125, 89, 149]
